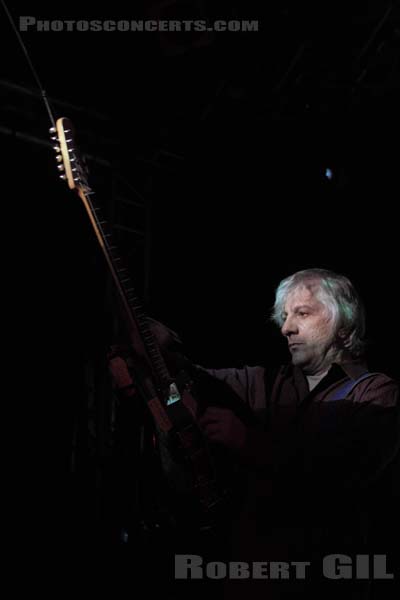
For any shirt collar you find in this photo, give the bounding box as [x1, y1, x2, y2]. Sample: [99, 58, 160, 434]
[292, 358, 369, 401]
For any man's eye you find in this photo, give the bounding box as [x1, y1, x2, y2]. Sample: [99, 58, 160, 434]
[299, 312, 309, 317]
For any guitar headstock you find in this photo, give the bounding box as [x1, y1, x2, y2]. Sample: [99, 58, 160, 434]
[50, 117, 91, 193]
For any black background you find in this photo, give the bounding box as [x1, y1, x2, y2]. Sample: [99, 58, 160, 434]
[3, 1, 399, 372]
[2, 0, 399, 592]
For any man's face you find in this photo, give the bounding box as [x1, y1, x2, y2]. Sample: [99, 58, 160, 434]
[281, 284, 337, 375]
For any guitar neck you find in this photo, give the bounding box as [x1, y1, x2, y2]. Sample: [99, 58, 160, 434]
[53, 116, 225, 514]
[77, 186, 171, 393]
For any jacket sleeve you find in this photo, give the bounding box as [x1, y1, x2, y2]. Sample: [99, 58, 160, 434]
[191, 364, 269, 424]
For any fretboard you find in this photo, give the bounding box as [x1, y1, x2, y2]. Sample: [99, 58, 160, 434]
[78, 186, 172, 394]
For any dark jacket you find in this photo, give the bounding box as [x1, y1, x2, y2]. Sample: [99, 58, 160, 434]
[201, 360, 400, 599]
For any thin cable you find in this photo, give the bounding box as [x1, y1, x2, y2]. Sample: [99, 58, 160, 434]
[1, 0, 56, 128]
[354, 2, 394, 65]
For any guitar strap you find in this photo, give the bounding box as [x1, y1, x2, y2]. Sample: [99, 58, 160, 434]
[329, 371, 380, 401]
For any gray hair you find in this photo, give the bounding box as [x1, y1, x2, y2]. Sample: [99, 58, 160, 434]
[271, 268, 366, 357]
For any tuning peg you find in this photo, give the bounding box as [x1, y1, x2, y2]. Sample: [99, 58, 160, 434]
[49, 126, 56, 133]
[50, 136, 58, 142]
[53, 145, 60, 152]
[59, 174, 67, 180]
[56, 155, 63, 163]
[57, 164, 65, 171]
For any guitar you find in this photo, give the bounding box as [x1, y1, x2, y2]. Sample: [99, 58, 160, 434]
[51, 117, 224, 524]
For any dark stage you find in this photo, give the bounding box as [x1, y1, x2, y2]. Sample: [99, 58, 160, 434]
[2, 1, 399, 597]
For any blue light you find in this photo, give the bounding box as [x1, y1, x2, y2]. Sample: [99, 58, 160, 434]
[325, 168, 333, 180]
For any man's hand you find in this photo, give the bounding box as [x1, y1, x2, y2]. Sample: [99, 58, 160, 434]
[148, 318, 182, 349]
[108, 349, 137, 397]
[198, 407, 247, 451]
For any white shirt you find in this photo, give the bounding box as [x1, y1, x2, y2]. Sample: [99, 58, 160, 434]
[306, 369, 330, 391]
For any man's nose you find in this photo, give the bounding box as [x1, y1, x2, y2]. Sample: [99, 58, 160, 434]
[281, 316, 297, 336]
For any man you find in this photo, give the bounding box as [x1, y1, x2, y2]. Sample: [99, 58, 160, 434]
[191, 268, 399, 599]
[110, 268, 399, 598]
